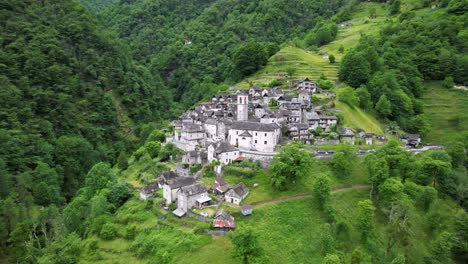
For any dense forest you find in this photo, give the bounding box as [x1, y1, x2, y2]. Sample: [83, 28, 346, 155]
[338, 0, 467, 135]
[99, 0, 352, 107]
[0, 0, 467, 263]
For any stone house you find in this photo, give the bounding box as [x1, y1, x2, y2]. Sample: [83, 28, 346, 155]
[139, 183, 159, 201]
[207, 142, 239, 165]
[176, 182, 211, 213]
[297, 78, 317, 93]
[157, 171, 178, 188]
[181, 124, 205, 143]
[225, 182, 249, 205]
[401, 134, 421, 148]
[289, 123, 311, 144]
[340, 127, 355, 144]
[163, 177, 197, 204]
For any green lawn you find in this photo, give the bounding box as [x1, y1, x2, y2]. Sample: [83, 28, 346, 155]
[423, 81, 468, 144]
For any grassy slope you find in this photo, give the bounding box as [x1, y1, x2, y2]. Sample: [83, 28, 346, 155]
[236, 2, 391, 133]
[423, 81, 468, 144]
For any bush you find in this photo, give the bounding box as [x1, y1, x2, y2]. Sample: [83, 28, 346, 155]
[100, 223, 118, 240]
[125, 224, 137, 240]
[189, 164, 202, 175]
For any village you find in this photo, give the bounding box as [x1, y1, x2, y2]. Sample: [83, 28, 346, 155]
[135, 77, 439, 232]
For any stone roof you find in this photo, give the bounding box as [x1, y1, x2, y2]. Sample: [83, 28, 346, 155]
[181, 182, 207, 196]
[241, 204, 253, 211]
[239, 130, 252, 137]
[183, 123, 204, 132]
[319, 115, 338, 120]
[167, 177, 196, 189]
[159, 171, 178, 182]
[214, 209, 234, 222]
[215, 142, 237, 154]
[231, 121, 279, 132]
[226, 182, 249, 199]
[141, 183, 158, 195]
[340, 127, 355, 137]
[402, 134, 420, 141]
[205, 118, 217, 125]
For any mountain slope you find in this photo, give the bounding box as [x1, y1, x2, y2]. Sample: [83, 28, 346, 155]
[101, 0, 351, 106]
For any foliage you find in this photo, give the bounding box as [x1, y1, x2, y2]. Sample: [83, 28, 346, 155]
[329, 54, 336, 64]
[85, 162, 117, 197]
[233, 41, 269, 78]
[329, 146, 357, 178]
[338, 87, 360, 107]
[356, 199, 375, 241]
[339, 50, 371, 88]
[230, 227, 262, 264]
[314, 174, 332, 210]
[375, 95, 392, 118]
[270, 143, 314, 190]
[117, 151, 129, 170]
[100, 222, 118, 240]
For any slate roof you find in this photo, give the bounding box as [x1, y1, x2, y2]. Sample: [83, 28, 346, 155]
[340, 127, 355, 137]
[231, 121, 279, 132]
[181, 182, 207, 196]
[205, 118, 217, 125]
[141, 183, 158, 195]
[319, 115, 338, 120]
[239, 130, 252, 137]
[241, 204, 253, 211]
[215, 142, 237, 154]
[167, 177, 196, 189]
[183, 124, 204, 132]
[159, 171, 179, 183]
[402, 134, 420, 141]
[214, 209, 235, 222]
[226, 182, 249, 199]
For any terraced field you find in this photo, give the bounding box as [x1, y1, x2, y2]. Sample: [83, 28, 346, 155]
[423, 82, 468, 144]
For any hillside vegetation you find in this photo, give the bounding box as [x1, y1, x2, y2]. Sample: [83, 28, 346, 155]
[0, 0, 467, 264]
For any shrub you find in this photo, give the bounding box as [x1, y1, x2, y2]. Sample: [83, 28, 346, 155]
[100, 223, 118, 240]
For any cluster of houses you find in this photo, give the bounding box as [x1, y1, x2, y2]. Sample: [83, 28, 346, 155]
[139, 170, 251, 228]
[140, 77, 427, 231]
[168, 78, 355, 166]
[168, 77, 394, 169]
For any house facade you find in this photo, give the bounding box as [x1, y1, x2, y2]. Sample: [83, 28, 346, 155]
[228, 121, 280, 152]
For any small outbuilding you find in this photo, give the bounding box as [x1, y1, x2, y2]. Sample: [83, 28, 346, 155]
[241, 204, 253, 216]
[213, 209, 235, 229]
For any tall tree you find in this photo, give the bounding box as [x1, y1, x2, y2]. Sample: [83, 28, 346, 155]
[357, 199, 376, 241]
[230, 227, 262, 264]
[270, 143, 313, 190]
[314, 174, 332, 210]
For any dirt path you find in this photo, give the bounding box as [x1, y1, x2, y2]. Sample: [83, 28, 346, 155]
[243, 184, 370, 209]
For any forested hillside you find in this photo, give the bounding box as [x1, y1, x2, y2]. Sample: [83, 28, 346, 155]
[0, 0, 467, 263]
[101, 0, 351, 107]
[0, 1, 173, 261]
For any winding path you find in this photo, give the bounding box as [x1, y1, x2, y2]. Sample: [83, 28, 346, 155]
[224, 184, 370, 209]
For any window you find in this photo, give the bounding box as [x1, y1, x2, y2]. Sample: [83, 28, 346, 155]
[264, 141, 267, 144]
[255, 133, 257, 136]
[255, 140, 257, 144]
[265, 133, 267, 136]
[236, 131, 238, 135]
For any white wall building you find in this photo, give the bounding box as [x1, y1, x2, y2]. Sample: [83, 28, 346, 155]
[228, 121, 281, 152]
